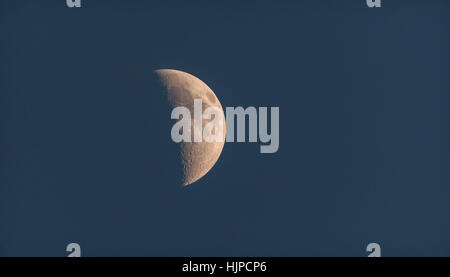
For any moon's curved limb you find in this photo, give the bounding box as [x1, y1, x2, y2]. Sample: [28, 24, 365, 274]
[154, 69, 226, 186]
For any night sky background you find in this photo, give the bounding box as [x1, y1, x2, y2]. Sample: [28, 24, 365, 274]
[1, 0, 450, 256]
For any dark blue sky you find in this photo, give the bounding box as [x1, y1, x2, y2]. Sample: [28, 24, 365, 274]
[1, 0, 450, 256]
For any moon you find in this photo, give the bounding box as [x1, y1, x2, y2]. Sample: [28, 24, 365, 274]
[154, 69, 226, 186]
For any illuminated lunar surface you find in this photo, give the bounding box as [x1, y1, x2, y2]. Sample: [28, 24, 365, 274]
[154, 69, 226, 186]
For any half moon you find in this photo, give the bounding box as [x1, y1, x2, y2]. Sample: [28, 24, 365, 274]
[154, 69, 226, 186]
